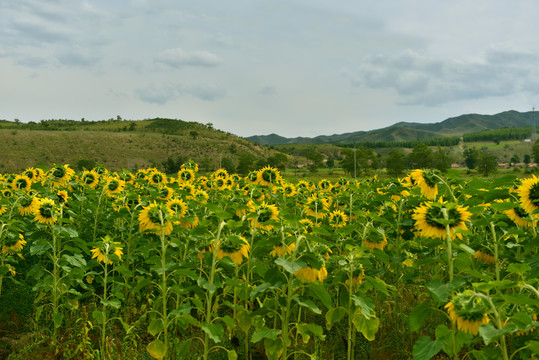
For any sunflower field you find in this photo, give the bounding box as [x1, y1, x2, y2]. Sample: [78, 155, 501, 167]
[1, 163, 539, 360]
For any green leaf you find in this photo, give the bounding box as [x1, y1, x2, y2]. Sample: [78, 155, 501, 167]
[296, 323, 325, 343]
[227, 350, 238, 360]
[62, 253, 87, 269]
[478, 323, 512, 345]
[426, 280, 449, 304]
[365, 276, 390, 296]
[201, 323, 224, 343]
[251, 327, 281, 343]
[53, 312, 64, 329]
[197, 277, 217, 294]
[409, 303, 432, 332]
[412, 336, 442, 360]
[293, 296, 321, 314]
[507, 263, 531, 276]
[237, 311, 254, 332]
[308, 283, 332, 309]
[274, 257, 306, 274]
[101, 298, 121, 309]
[148, 319, 164, 337]
[351, 294, 375, 318]
[352, 310, 379, 341]
[146, 339, 167, 360]
[528, 340, 539, 355]
[326, 307, 347, 330]
[264, 338, 284, 360]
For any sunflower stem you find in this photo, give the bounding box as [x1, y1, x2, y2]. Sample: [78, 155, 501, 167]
[100, 245, 109, 360]
[441, 208, 457, 360]
[475, 292, 509, 360]
[159, 210, 170, 359]
[489, 222, 501, 282]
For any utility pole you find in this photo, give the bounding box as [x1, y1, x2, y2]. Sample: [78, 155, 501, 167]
[533, 107, 537, 142]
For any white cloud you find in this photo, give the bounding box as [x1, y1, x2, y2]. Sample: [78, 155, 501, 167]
[155, 48, 223, 68]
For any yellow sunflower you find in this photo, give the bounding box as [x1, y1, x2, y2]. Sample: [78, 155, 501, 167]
[277, 183, 297, 197]
[518, 175, 539, 215]
[445, 291, 489, 335]
[138, 202, 173, 235]
[504, 206, 536, 227]
[104, 178, 125, 197]
[317, 179, 331, 191]
[23, 167, 37, 182]
[56, 189, 69, 205]
[412, 201, 471, 240]
[212, 168, 229, 180]
[303, 195, 329, 220]
[17, 194, 38, 216]
[256, 166, 281, 186]
[474, 250, 496, 265]
[157, 185, 173, 201]
[11, 174, 32, 191]
[81, 170, 100, 188]
[410, 169, 438, 200]
[249, 201, 280, 231]
[33, 198, 58, 224]
[181, 160, 199, 173]
[48, 164, 75, 186]
[294, 264, 328, 283]
[147, 170, 167, 186]
[216, 235, 250, 265]
[328, 209, 349, 228]
[178, 168, 196, 183]
[2, 234, 26, 255]
[91, 237, 123, 264]
[166, 198, 188, 221]
[269, 241, 296, 257]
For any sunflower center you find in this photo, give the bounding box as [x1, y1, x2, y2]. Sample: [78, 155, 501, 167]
[425, 207, 461, 229]
[39, 203, 54, 218]
[108, 180, 119, 191]
[258, 208, 273, 222]
[181, 171, 192, 181]
[514, 207, 529, 218]
[20, 195, 33, 208]
[528, 183, 539, 204]
[84, 174, 95, 184]
[52, 167, 66, 179]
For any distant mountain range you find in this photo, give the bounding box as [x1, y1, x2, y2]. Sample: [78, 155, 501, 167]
[246, 110, 536, 145]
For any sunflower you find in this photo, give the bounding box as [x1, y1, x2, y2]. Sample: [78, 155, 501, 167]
[303, 195, 329, 220]
[166, 198, 188, 221]
[412, 201, 471, 240]
[147, 170, 167, 186]
[138, 202, 173, 235]
[23, 167, 37, 182]
[181, 160, 199, 173]
[474, 250, 496, 265]
[445, 291, 489, 335]
[157, 185, 173, 201]
[214, 177, 230, 191]
[56, 190, 69, 205]
[33, 198, 58, 224]
[318, 179, 331, 191]
[212, 169, 229, 180]
[269, 241, 296, 257]
[178, 168, 196, 183]
[11, 174, 32, 191]
[296, 180, 314, 193]
[278, 183, 297, 197]
[345, 269, 365, 288]
[518, 175, 539, 215]
[364, 232, 388, 251]
[2, 234, 26, 255]
[104, 178, 125, 197]
[48, 164, 75, 185]
[410, 169, 438, 200]
[256, 166, 281, 186]
[216, 235, 250, 265]
[294, 264, 328, 283]
[91, 237, 123, 264]
[299, 218, 319, 233]
[81, 170, 100, 188]
[17, 194, 38, 216]
[328, 209, 349, 228]
[193, 189, 209, 204]
[249, 201, 279, 231]
[246, 171, 258, 183]
[504, 206, 536, 227]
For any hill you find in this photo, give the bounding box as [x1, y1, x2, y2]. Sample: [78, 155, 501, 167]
[246, 110, 536, 145]
[0, 118, 282, 173]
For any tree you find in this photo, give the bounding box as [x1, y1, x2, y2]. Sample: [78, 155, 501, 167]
[432, 146, 450, 172]
[306, 151, 324, 173]
[268, 153, 288, 171]
[385, 149, 405, 177]
[477, 150, 498, 176]
[237, 153, 257, 175]
[532, 140, 539, 163]
[463, 147, 480, 170]
[407, 143, 433, 169]
[340, 148, 377, 176]
[220, 157, 236, 173]
[326, 155, 335, 168]
[200, 157, 213, 172]
[524, 154, 531, 164]
[510, 154, 520, 166]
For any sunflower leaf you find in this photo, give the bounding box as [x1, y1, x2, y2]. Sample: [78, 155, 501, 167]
[412, 336, 442, 360]
[274, 258, 306, 274]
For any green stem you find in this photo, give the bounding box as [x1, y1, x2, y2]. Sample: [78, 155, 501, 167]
[93, 189, 106, 243]
[281, 235, 302, 360]
[476, 292, 509, 360]
[159, 212, 169, 358]
[441, 208, 457, 360]
[203, 222, 225, 360]
[489, 222, 500, 282]
[101, 251, 109, 360]
[347, 253, 355, 360]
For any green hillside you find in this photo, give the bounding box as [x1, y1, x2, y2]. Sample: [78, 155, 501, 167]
[0, 118, 284, 173]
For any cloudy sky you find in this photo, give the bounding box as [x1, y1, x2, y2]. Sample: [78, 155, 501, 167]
[1, 0, 539, 138]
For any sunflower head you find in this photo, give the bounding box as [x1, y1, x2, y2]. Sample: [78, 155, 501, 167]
[412, 201, 471, 240]
[178, 168, 196, 183]
[81, 170, 100, 188]
[328, 209, 349, 228]
[249, 201, 279, 230]
[11, 174, 32, 191]
[138, 201, 173, 235]
[147, 170, 167, 186]
[216, 235, 249, 265]
[256, 166, 281, 186]
[180, 160, 199, 173]
[445, 291, 489, 335]
[33, 198, 58, 225]
[56, 190, 69, 205]
[410, 169, 438, 200]
[91, 235, 123, 265]
[518, 175, 539, 214]
[104, 177, 125, 197]
[212, 169, 229, 180]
